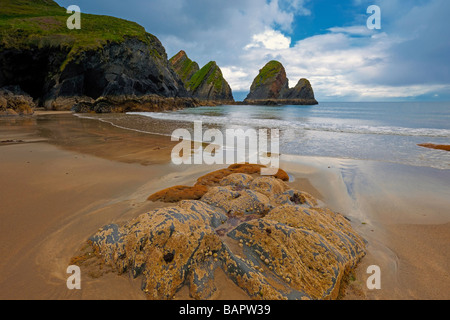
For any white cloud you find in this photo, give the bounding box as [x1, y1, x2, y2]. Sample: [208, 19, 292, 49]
[62, 0, 448, 100]
[221, 66, 250, 92]
[226, 22, 447, 100]
[245, 29, 291, 50]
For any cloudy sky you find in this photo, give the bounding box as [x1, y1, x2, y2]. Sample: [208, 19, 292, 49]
[56, 0, 450, 101]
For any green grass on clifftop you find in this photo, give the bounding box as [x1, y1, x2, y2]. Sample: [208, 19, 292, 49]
[0, 0, 161, 68]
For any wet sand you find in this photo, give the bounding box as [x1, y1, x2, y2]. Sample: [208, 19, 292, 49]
[0, 112, 449, 300]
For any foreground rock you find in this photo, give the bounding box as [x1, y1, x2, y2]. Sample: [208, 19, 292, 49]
[72, 164, 365, 300]
[0, 86, 35, 115]
[244, 61, 318, 105]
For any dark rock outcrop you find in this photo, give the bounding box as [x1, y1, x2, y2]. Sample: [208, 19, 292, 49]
[244, 61, 318, 105]
[186, 61, 234, 103]
[245, 61, 289, 101]
[71, 95, 198, 114]
[45, 37, 191, 108]
[0, 86, 35, 115]
[169, 50, 200, 85]
[169, 51, 234, 103]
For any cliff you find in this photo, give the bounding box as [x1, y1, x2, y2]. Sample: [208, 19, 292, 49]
[244, 61, 318, 105]
[169, 50, 200, 86]
[0, 0, 196, 112]
[187, 61, 234, 103]
[169, 51, 234, 103]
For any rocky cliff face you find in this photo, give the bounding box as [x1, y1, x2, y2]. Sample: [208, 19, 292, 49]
[169, 50, 200, 86]
[245, 61, 289, 100]
[0, 0, 196, 112]
[283, 78, 316, 101]
[245, 61, 318, 105]
[169, 51, 234, 103]
[43, 37, 192, 110]
[186, 61, 234, 102]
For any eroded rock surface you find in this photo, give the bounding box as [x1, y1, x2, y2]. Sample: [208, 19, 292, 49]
[73, 167, 365, 300]
[0, 86, 35, 115]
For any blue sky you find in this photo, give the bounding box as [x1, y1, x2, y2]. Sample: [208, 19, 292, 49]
[56, 0, 450, 102]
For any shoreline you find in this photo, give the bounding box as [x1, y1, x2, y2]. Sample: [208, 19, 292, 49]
[0, 112, 449, 299]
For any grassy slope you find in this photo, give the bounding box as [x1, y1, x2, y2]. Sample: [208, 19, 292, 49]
[188, 61, 225, 93]
[0, 0, 161, 68]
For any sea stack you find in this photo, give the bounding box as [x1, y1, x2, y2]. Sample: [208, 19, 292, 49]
[169, 50, 200, 85]
[170, 51, 234, 104]
[187, 61, 234, 103]
[244, 60, 318, 105]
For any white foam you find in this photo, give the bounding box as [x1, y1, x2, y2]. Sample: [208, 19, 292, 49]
[128, 112, 450, 138]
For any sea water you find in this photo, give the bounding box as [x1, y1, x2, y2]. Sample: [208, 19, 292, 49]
[129, 102, 450, 170]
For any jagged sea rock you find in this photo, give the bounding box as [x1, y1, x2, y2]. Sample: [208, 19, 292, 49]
[283, 78, 316, 101]
[0, 86, 35, 115]
[186, 61, 234, 103]
[169, 50, 200, 85]
[169, 50, 234, 103]
[244, 60, 318, 105]
[73, 165, 366, 300]
[245, 61, 289, 101]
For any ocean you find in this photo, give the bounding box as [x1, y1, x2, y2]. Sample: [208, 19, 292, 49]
[126, 102, 450, 170]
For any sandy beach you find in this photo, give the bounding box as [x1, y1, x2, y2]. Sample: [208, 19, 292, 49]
[0, 112, 449, 300]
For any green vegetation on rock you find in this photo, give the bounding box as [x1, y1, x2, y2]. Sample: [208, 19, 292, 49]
[0, 0, 192, 109]
[171, 53, 234, 102]
[253, 60, 284, 88]
[187, 61, 218, 93]
[245, 60, 318, 105]
[0, 0, 161, 69]
[169, 51, 200, 85]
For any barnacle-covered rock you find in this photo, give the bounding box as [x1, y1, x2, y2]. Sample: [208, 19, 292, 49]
[201, 186, 271, 216]
[219, 173, 254, 189]
[73, 166, 366, 300]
